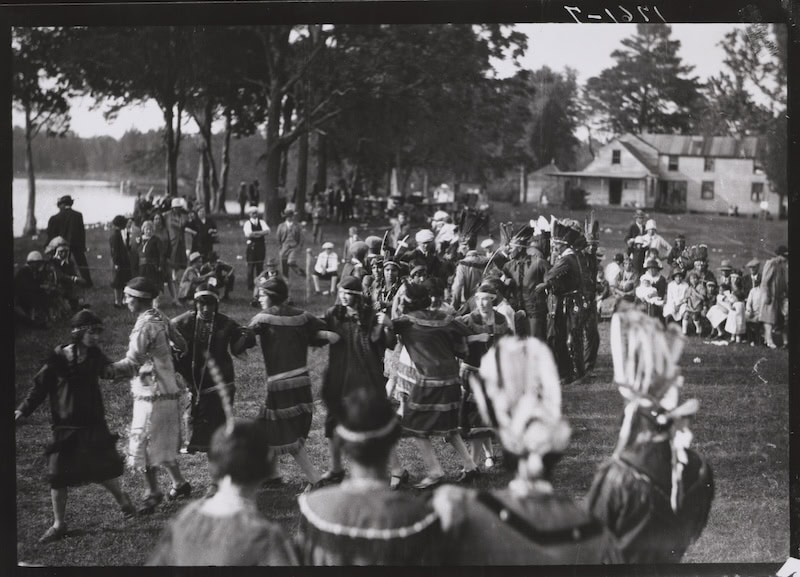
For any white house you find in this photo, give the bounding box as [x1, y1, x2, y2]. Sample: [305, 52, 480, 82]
[550, 133, 776, 215]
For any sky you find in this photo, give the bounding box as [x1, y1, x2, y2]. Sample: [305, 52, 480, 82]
[12, 24, 748, 139]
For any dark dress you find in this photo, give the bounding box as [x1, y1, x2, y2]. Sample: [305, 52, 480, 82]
[543, 250, 586, 383]
[109, 228, 132, 289]
[16, 344, 124, 489]
[171, 311, 255, 452]
[187, 217, 218, 258]
[138, 236, 163, 287]
[297, 481, 444, 565]
[148, 500, 298, 566]
[247, 304, 327, 455]
[391, 310, 470, 437]
[586, 440, 714, 563]
[322, 305, 388, 437]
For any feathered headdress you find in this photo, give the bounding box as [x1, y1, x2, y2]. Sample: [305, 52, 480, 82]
[585, 210, 600, 246]
[609, 310, 700, 512]
[458, 208, 488, 247]
[469, 337, 570, 481]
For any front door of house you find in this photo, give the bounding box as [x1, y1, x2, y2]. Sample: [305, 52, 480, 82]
[609, 179, 622, 205]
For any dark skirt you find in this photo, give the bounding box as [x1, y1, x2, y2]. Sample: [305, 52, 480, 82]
[184, 385, 235, 453]
[110, 265, 132, 289]
[46, 426, 124, 489]
[257, 375, 314, 455]
[402, 374, 462, 438]
[140, 263, 161, 287]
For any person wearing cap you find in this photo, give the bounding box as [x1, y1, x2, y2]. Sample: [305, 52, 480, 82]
[15, 250, 55, 327]
[433, 337, 622, 564]
[742, 258, 761, 296]
[402, 228, 447, 288]
[456, 282, 511, 470]
[450, 249, 488, 312]
[587, 311, 713, 562]
[759, 245, 788, 349]
[276, 208, 306, 279]
[744, 269, 764, 345]
[243, 204, 270, 301]
[384, 282, 480, 489]
[663, 267, 688, 325]
[107, 277, 191, 513]
[667, 234, 687, 272]
[297, 388, 444, 565]
[633, 220, 671, 273]
[46, 194, 92, 287]
[109, 215, 133, 308]
[246, 275, 339, 490]
[432, 210, 458, 254]
[178, 252, 215, 305]
[318, 276, 391, 485]
[16, 309, 136, 544]
[682, 271, 707, 336]
[148, 419, 298, 566]
[534, 218, 587, 383]
[691, 255, 716, 286]
[312, 242, 340, 296]
[166, 197, 190, 287]
[480, 237, 495, 258]
[340, 240, 368, 283]
[624, 209, 647, 266]
[171, 282, 255, 495]
[200, 251, 235, 301]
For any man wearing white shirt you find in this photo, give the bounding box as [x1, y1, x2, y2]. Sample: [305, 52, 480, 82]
[312, 242, 339, 295]
[243, 205, 270, 306]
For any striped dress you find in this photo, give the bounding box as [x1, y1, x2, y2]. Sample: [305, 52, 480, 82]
[391, 310, 470, 437]
[248, 304, 326, 455]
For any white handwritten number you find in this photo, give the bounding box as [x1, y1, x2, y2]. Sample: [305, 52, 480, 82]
[652, 5, 667, 22]
[565, 6, 583, 23]
[619, 4, 633, 22]
[604, 8, 619, 22]
[637, 5, 650, 22]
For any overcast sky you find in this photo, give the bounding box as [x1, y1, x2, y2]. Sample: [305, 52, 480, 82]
[12, 23, 748, 139]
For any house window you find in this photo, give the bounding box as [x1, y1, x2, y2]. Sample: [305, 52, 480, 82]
[751, 182, 764, 202]
[701, 181, 715, 200]
[704, 157, 714, 172]
[668, 155, 679, 171]
[612, 150, 621, 165]
[753, 159, 765, 175]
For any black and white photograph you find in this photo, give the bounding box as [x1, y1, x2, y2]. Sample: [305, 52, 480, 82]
[8, 0, 795, 569]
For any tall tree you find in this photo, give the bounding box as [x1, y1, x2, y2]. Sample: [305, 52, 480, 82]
[12, 27, 73, 237]
[585, 24, 703, 135]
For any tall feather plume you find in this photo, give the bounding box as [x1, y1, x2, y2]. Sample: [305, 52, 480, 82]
[206, 354, 235, 434]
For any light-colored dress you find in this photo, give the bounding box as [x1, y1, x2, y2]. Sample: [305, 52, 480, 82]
[663, 280, 688, 322]
[112, 308, 186, 469]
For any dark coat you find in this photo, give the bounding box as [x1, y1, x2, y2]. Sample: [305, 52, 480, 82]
[47, 208, 87, 253]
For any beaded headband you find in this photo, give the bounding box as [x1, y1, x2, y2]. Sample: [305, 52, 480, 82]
[335, 417, 398, 443]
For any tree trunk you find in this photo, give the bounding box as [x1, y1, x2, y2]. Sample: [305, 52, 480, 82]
[296, 125, 309, 219]
[264, 85, 284, 227]
[164, 105, 181, 197]
[215, 108, 232, 213]
[315, 131, 327, 193]
[423, 169, 429, 200]
[23, 105, 37, 237]
[195, 149, 206, 210]
[519, 164, 527, 204]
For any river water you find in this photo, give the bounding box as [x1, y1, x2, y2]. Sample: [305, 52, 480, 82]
[12, 178, 243, 238]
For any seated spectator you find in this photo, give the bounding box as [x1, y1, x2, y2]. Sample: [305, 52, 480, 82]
[312, 242, 339, 295]
[178, 252, 214, 305]
[15, 251, 54, 328]
[201, 251, 235, 301]
[296, 389, 444, 565]
[682, 272, 707, 336]
[612, 257, 637, 309]
[705, 283, 731, 339]
[148, 419, 298, 566]
[663, 268, 688, 325]
[46, 236, 87, 312]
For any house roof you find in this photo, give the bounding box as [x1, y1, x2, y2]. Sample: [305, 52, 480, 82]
[530, 162, 562, 176]
[552, 170, 649, 179]
[619, 140, 660, 175]
[637, 133, 764, 159]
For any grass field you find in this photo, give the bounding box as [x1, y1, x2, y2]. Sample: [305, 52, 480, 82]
[13, 202, 790, 566]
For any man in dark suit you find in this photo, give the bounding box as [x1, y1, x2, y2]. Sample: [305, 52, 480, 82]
[624, 209, 646, 256]
[46, 195, 92, 287]
[742, 258, 761, 296]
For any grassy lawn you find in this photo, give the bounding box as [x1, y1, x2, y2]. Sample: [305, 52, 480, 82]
[13, 202, 789, 565]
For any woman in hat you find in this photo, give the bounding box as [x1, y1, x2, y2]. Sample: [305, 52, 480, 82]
[171, 282, 255, 495]
[16, 310, 136, 543]
[457, 281, 511, 470]
[297, 388, 444, 565]
[432, 337, 621, 564]
[319, 276, 391, 484]
[385, 282, 480, 489]
[246, 275, 339, 490]
[586, 310, 714, 562]
[341, 240, 369, 282]
[638, 258, 667, 319]
[108, 277, 192, 513]
[148, 419, 298, 566]
[717, 260, 734, 291]
[313, 242, 340, 295]
[46, 235, 87, 313]
[178, 252, 214, 305]
[759, 245, 788, 349]
[110, 215, 133, 308]
[137, 220, 164, 291]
